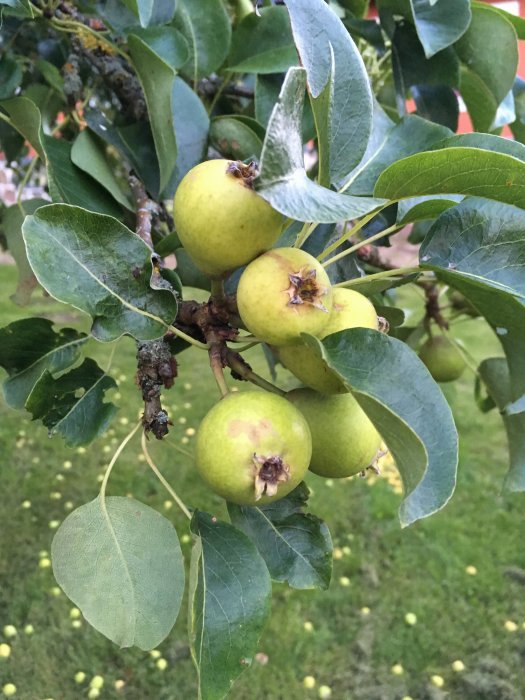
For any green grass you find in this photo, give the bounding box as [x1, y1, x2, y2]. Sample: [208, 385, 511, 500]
[1, 264, 525, 700]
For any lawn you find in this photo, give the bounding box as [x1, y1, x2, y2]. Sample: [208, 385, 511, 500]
[1, 263, 524, 700]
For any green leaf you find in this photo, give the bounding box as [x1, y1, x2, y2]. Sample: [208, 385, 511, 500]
[84, 113, 160, 198]
[173, 0, 231, 83]
[0, 118, 23, 162]
[0, 97, 45, 159]
[432, 132, 525, 162]
[285, 0, 373, 185]
[407, 219, 434, 245]
[36, 59, 64, 95]
[411, 85, 459, 131]
[255, 74, 282, 129]
[256, 68, 386, 224]
[128, 25, 189, 69]
[0, 56, 23, 100]
[161, 77, 210, 197]
[344, 17, 385, 51]
[52, 496, 184, 649]
[255, 72, 315, 141]
[303, 329, 458, 527]
[128, 27, 189, 193]
[23, 83, 65, 133]
[2, 199, 49, 305]
[478, 359, 525, 492]
[227, 483, 332, 590]
[413, 0, 471, 57]
[339, 0, 369, 17]
[455, 3, 518, 132]
[122, 0, 176, 27]
[375, 147, 525, 210]
[1, 97, 124, 215]
[392, 21, 459, 90]
[375, 304, 405, 328]
[209, 115, 262, 161]
[0, 318, 87, 410]
[43, 136, 123, 217]
[22, 204, 178, 341]
[382, 0, 471, 58]
[347, 114, 452, 196]
[228, 6, 297, 74]
[397, 195, 462, 225]
[310, 52, 333, 188]
[71, 131, 134, 211]
[344, 98, 394, 177]
[458, 66, 497, 133]
[455, 3, 517, 106]
[26, 358, 117, 446]
[189, 511, 272, 700]
[420, 198, 525, 402]
[473, 0, 525, 40]
[153, 231, 181, 257]
[174, 248, 211, 291]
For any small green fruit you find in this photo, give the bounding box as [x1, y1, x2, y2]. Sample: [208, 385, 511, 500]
[418, 335, 466, 383]
[288, 388, 381, 478]
[195, 391, 312, 505]
[173, 159, 284, 278]
[237, 247, 333, 346]
[279, 288, 378, 394]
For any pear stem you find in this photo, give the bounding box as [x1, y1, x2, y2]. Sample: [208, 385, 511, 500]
[141, 432, 192, 520]
[210, 279, 226, 305]
[225, 350, 286, 397]
[334, 266, 421, 288]
[322, 224, 402, 268]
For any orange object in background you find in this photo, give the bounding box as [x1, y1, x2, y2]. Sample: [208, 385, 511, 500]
[368, 0, 525, 134]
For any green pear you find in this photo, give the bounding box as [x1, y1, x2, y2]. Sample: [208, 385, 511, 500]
[237, 247, 333, 346]
[195, 391, 312, 505]
[173, 159, 284, 278]
[288, 388, 381, 478]
[279, 288, 378, 394]
[418, 335, 466, 383]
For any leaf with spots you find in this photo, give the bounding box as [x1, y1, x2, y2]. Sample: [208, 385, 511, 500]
[0, 317, 87, 410]
[25, 358, 118, 447]
[228, 482, 333, 590]
[22, 204, 178, 341]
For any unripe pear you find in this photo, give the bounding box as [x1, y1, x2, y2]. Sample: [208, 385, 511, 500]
[173, 159, 284, 278]
[237, 247, 333, 346]
[288, 388, 381, 478]
[195, 391, 312, 505]
[418, 335, 466, 383]
[279, 288, 378, 394]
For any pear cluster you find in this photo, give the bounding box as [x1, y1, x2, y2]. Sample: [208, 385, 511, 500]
[174, 160, 383, 505]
